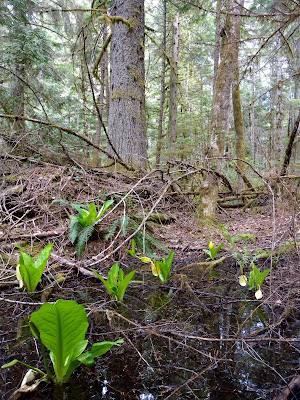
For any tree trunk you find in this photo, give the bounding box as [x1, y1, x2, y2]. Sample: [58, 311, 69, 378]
[108, 0, 148, 168]
[211, 0, 238, 160]
[231, 0, 246, 177]
[213, 0, 222, 95]
[155, 0, 167, 167]
[168, 12, 180, 159]
[93, 24, 109, 167]
[281, 108, 300, 176]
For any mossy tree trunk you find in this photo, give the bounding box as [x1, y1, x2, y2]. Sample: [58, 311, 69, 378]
[231, 0, 246, 178]
[93, 24, 109, 167]
[168, 12, 180, 159]
[108, 0, 148, 168]
[211, 0, 242, 162]
[213, 0, 222, 95]
[155, 0, 167, 167]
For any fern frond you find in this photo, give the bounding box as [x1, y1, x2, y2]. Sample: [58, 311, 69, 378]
[145, 232, 169, 254]
[69, 218, 80, 244]
[76, 225, 95, 259]
[52, 199, 70, 207]
[120, 215, 130, 236]
[104, 219, 119, 241]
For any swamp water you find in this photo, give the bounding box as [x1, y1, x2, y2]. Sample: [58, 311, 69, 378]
[1, 263, 299, 400]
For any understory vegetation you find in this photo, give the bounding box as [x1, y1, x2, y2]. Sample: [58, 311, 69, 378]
[0, 160, 299, 399]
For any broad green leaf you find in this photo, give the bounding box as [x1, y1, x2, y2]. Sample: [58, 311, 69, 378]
[107, 263, 119, 287]
[256, 268, 270, 287]
[92, 265, 134, 301]
[18, 244, 53, 292]
[159, 251, 174, 282]
[203, 249, 211, 258]
[96, 199, 114, 221]
[117, 270, 135, 300]
[15, 245, 33, 268]
[77, 339, 123, 366]
[30, 299, 89, 382]
[91, 269, 114, 296]
[69, 217, 80, 244]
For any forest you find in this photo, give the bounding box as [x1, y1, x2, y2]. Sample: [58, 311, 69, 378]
[0, 0, 300, 399]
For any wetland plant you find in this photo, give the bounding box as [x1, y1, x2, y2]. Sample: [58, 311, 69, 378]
[203, 241, 225, 260]
[126, 240, 175, 283]
[239, 261, 270, 299]
[15, 243, 53, 292]
[68, 199, 114, 258]
[92, 263, 135, 301]
[1, 299, 123, 383]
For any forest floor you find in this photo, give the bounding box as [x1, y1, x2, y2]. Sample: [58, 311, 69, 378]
[0, 156, 299, 400]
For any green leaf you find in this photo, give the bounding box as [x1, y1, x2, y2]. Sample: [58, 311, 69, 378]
[30, 299, 89, 383]
[77, 339, 124, 366]
[69, 217, 80, 244]
[92, 264, 134, 301]
[17, 244, 53, 292]
[1, 359, 19, 368]
[117, 270, 135, 301]
[159, 251, 174, 283]
[125, 239, 136, 257]
[96, 199, 114, 221]
[91, 269, 114, 296]
[256, 268, 270, 287]
[107, 263, 119, 287]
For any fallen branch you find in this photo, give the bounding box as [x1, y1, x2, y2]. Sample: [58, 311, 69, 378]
[50, 252, 94, 277]
[178, 256, 229, 272]
[0, 229, 65, 241]
[0, 113, 134, 171]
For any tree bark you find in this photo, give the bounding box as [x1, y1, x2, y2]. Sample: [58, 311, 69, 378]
[108, 0, 148, 168]
[168, 12, 180, 159]
[231, 0, 246, 176]
[213, 0, 222, 95]
[281, 108, 300, 176]
[155, 0, 167, 167]
[211, 0, 238, 160]
[93, 24, 109, 167]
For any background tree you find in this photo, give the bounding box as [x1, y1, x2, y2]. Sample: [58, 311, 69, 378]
[108, 0, 148, 168]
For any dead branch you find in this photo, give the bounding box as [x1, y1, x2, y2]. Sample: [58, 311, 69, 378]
[0, 113, 134, 171]
[0, 229, 65, 241]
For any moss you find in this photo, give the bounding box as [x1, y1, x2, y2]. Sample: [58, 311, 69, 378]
[277, 241, 297, 254]
[253, 241, 298, 259]
[236, 233, 257, 243]
[130, 68, 145, 89]
[0, 252, 17, 266]
[111, 89, 142, 101]
[5, 174, 20, 183]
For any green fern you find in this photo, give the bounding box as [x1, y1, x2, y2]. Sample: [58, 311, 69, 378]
[54, 199, 113, 259]
[105, 215, 169, 258]
[76, 225, 95, 259]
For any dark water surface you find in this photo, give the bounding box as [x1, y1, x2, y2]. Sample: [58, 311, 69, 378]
[1, 264, 299, 400]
